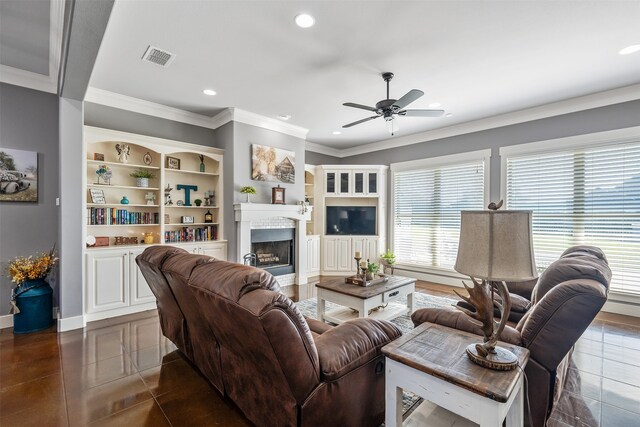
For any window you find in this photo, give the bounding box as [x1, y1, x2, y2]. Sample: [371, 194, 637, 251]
[504, 137, 640, 295]
[391, 151, 489, 271]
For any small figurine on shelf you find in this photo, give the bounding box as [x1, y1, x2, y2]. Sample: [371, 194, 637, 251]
[204, 189, 215, 206]
[120, 196, 129, 205]
[198, 154, 205, 173]
[95, 165, 112, 185]
[115, 143, 130, 163]
[145, 192, 156, 206]
[164, 184, 174, 206]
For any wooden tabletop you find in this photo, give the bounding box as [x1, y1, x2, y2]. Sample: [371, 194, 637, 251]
[315, 275, 416, 299]
[382, 322, 529, 402]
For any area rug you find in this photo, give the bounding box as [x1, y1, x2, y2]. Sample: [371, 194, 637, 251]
[296, 292, 459, 416]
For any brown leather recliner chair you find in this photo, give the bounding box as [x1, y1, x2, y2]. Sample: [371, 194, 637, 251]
[411, 246, 611, 427]
[137, 246, 402, 427]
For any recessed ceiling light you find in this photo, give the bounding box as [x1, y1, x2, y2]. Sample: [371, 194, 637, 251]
[445, 113, 453, 118]
[203, 89, 217, 96]
[294, 13, 315, 28]
[619, 44, 640, 55]
[428, 102, 442, 108]
[278, 114, 291, 121]
[332, 131, 342, 135]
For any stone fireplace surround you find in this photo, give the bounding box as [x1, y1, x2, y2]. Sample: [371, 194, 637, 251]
[234, 203, 312, 288]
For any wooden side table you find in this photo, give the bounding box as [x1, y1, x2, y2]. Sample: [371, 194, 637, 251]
[382, 322, 529, 427]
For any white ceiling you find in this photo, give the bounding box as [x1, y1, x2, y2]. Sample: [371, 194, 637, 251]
[90, 0, 640, 149]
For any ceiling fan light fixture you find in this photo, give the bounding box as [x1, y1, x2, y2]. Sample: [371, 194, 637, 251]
[203, 89, 217, 96]
[294, 13, 315, 28]
[445, 112, 453, 118]
[332, 131, 342, 135]
[429, 102, 442, 108]
[278, 114, 291, 121]
[619, 44, 640, 55]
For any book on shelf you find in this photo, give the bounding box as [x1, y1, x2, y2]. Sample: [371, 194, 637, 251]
[164, 225, 218, 243]
[87, 207, 159, 225]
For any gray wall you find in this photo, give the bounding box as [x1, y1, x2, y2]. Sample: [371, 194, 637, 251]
[213, 122, 235, 261]
[85, 103, 217, 146]
[305, 150, 340, 166]
[340, 99, 640, 201]
[0, 83, 59, 312]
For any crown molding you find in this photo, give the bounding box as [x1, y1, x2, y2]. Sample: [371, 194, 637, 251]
[84, 87, 219, 129]
[304, 141, 343, 157]
[334, 83, 640, 158]
[0, 0, 65, 94]
[231, 108, 309, 140]
[0, 65, 57, 93]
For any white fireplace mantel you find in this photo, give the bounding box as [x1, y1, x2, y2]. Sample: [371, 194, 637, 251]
[234, 203, 313, 286]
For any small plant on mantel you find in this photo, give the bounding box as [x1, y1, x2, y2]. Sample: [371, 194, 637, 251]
[240, 186, 257, 203]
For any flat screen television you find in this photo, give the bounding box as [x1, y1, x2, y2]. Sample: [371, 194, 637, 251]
[326, 206, 376, 236]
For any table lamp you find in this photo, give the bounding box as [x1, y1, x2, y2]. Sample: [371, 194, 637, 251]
[454, 207, 537, 370]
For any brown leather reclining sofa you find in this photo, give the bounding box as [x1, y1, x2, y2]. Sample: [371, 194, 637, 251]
[411, 246, 611, 427]
[136, 245, 402, 427]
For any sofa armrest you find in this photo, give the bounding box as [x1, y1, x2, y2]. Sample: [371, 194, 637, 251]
[314, 318, 401, 381]
[305, 316, 333, 335]
[411, 307, 522, 345]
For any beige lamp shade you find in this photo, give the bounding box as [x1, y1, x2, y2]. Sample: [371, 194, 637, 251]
[454, 210, 538, 282]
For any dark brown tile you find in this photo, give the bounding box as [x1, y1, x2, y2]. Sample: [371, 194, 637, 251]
[552, 392, 601, 427]
[155, 386, 222, 427]
[0, 352, 61, 390]
[602, 343, 640, 366]
[602, 378, 640, 415]
[130, 343, 179, 371]
[139, 357, 211, 397]
[601, 403, 639, 426]
[576, 338, 603, 357]
[88, 398, 171, 426]
[564, 368, 602, 402]
[0, 403, 68, 427]
[0, 373, 65, 418]
[603, 325, 640, 351]
[65, 373, 153, 426]
[60, 329, 126, 366]
[64, 353, 135, 390]
[123, 318, 164, 352]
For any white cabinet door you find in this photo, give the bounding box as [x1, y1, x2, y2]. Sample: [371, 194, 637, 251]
[335, 237, 353, 272]
[325, 171, 338, 195]
[322, 237, 338, 272]
[199, 242, 227, 260]
[366, 171, 379, 195]
[129, 248, 155, 306]
[86, 250, 129, 313]
[364, 237, 379, 264]
[338, 170, 351, 195]
[353, 171, 366, 195]
[307, 236, 320, 275]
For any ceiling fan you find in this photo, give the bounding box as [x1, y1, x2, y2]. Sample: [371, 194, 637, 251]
[342, 72, 444, 135]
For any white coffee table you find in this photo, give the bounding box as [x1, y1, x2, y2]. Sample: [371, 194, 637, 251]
[315, 275, 416, 324]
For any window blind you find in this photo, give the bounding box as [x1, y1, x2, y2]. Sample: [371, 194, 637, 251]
[506, 141, 640, 294]
[393, 160, 485, 271]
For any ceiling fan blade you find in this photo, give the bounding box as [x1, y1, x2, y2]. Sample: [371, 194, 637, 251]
[343, 102, 378, 112]
[394, 89, 424, 110]
[398, 109, 445, 117]
[342, 115, 379, 128]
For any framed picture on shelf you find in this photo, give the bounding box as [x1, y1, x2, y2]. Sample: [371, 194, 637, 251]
[89, 189, 106, 204]
[93, 153, 105, 161]
[166, 156, 181, 170]
[272, 185, 285, 204]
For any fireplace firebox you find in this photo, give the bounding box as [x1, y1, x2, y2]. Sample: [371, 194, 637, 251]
[250, 228, 295, 276]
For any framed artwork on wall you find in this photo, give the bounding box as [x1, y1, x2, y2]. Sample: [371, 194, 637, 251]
[0, 148, 38, 202]
[251, 144, 295, 184]
[166, 156, 181, 170]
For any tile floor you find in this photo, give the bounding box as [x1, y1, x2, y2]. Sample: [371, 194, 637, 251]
[0, 282, 638, 426]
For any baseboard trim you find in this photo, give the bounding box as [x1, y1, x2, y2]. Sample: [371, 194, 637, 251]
[57, 315, 86, 332]
[0, 314, 13, 329]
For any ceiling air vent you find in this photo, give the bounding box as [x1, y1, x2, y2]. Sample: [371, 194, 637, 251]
[141, 45, 175, 67]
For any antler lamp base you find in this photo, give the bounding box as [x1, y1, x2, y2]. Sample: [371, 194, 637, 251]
[465, 344, 518, 371]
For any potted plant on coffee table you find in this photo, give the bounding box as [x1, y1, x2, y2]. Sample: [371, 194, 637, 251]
[380, 249, 396, 274]
[6, 246, 58, 333]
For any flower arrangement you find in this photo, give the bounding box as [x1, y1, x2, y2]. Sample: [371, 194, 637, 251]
[240, 186, 257, 195]
[367, 261, 380, 275]
[129, 169, 156, 179]
[7, 246, 58, 287]
[95, 164, 112, 184]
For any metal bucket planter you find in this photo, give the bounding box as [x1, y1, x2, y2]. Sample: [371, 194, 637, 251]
[12, 279, 53, 334]
[136, 177, 149, 188]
